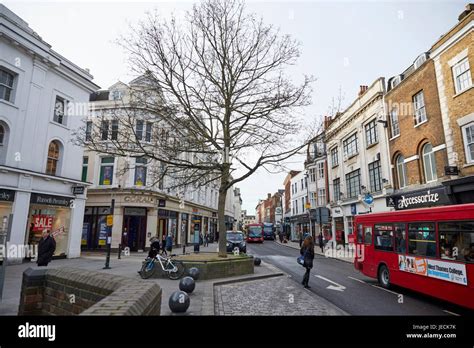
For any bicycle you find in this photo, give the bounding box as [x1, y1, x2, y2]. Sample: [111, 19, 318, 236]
[139, 253, 185, 280]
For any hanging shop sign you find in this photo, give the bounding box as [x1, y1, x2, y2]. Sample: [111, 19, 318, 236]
[72, 186, 85, 195]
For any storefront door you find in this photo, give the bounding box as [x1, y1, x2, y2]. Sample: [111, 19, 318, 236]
[123, 208, 147, 251]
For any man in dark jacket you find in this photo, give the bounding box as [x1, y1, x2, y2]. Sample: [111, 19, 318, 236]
[37, 229, 56, 267]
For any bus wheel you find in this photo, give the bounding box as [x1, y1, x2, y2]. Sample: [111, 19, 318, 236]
[378, 265, 390, 288]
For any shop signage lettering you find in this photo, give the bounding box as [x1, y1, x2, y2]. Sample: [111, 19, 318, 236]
[0, 189, 15, 202]
[72, 186, 85, 195]
[388, 187, 450, 210]
[30, 194, 72, 207]
[397, 190, 439, 209]
[124, 195, 155, 204]
[32, 215, 53, 232]
[398, 255, 467, 286]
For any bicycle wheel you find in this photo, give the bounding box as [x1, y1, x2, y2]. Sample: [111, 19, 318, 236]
[140, 259, 156, 279]
[168, 261, 185, 280]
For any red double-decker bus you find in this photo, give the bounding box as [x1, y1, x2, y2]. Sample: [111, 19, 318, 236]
[353, 203, 474, 310]
[246, 223, 264, 243]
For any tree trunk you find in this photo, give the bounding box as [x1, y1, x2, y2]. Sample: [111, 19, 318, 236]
[217, 167, 230, 258]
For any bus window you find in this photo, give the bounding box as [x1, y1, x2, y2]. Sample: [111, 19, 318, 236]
[394, 223, 406, 254]
[364, 226, 372, 245]
[374, 224, 394, 251]
[357, 224, 363, 243]
[408, 222, 436, 257]
[438, 221, 474, 262]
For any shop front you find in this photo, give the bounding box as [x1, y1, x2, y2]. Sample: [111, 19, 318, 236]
[123, 207, 148, 251]
[26, 193, 74, 258]
[442, 176, 474, 205]
[180, 213, 189, 246]
[290, 214, 310, 241]
[158, 209, 178, 246]
[386, 186, 451, 211]
[0, 189, 15, 235]
[82, 206, 111, 250]
[191, 214, 202, 244]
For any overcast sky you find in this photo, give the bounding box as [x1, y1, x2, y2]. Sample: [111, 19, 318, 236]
[3, 0, 467, 214]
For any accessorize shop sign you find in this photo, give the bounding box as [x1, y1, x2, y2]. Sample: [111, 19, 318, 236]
[398, 255, 467, 286]
[388, 187, 450, 210]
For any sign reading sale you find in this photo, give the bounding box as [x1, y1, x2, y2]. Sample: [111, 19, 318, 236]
[32, 215, 54, 232]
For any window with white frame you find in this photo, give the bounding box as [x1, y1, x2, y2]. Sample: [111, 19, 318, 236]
[145, 122, 152, 142]
[99, 157, 114, 185]
[345, 169, 361, 199]
[85, 121, 92, 141]
[134, 157, 147, 186]
[101, 120, 109, 140]
[53, 96, 67, 125]
[0, 68, 14, 103]
[390, 108, 400, 138]
[333, 178, 341, 201]
[331, 147, 339, 167]
[396, 155, 407, 189]
[422, 143, 437, 183]
[301, 197, 306, 211]
[462, 123, 474, 164]
[111, 120, 118, 140]
[365, 119, 378, 146]
[310, 192, 317, 207]
[310, 168, 316, 182]
[453, 58, 472, 94]
[368, 160, 382, 192]
[343, 133, 358, 158]
[317, 162, 324, 179]
[136, 120, 144, 140]
[317, 188, 326, 206]
[413, 91, 427, 125]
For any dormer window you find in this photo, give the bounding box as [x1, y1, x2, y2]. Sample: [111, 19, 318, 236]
[414, 53, 429, 69]
[111, 90, 122, 101]
[391, 75, 402, 89]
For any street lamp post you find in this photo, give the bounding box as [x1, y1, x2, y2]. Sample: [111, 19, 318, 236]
[103, 197, 115, 270]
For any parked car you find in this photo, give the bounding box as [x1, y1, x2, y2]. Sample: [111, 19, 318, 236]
[226, 231, 246, 253]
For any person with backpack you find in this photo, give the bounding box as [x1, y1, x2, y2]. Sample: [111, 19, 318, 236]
[300, 235, 315, 289]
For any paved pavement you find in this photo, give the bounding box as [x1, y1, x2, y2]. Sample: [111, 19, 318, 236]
[248, 241, 473, 316]
[214, 275, 346, 315]
[3, 242, 340, 316]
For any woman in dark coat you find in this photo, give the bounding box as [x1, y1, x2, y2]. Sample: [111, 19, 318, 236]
[300, 236, 315, 288]
[148, 237, 161, 258]
[318, 233, 324, 253]
[37, 229, 56, 267]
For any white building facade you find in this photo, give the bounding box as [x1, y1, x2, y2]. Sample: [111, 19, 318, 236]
[325, 79, 393, 246]
[289, 170, 309, 241]
[0, 4, 99, 261]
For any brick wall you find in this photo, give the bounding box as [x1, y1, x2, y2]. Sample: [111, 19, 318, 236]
[386, 59, 449, 188]
[18, 267, 162, 316]
[439, 29, 474, 174]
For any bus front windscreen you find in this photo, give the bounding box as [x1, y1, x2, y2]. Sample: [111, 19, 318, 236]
[248, 226, 262, 238]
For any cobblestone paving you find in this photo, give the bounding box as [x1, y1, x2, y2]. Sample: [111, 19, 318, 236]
[214, 276, 346, 315]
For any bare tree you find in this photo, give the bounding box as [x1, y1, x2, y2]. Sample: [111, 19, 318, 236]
[77, 0, 318, 257]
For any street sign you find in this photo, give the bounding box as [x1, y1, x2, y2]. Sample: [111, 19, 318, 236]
[305, 202, 311, 209]
[363, 193, 374, 205]
[106, 215, 114, 226]
[351, 204, 357, 215]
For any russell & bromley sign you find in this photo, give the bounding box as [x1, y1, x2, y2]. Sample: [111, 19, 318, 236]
[387, 187, 451, 210]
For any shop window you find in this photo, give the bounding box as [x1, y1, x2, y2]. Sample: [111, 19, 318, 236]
[408, 222, 436, 257]
[99, 157, 114, 185]
[46, 141, 60, 176]
[374, 224, 394, 251]
[438, 221, 474, 262]
[394, 224, 407, 253]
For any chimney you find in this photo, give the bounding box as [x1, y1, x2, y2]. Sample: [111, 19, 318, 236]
[458, 3, 474, 21]
[267, 193, 271, 199]
[358, 85, 368, 97]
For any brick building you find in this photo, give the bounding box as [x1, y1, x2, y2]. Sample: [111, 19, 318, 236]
[431, 4, 474, 203]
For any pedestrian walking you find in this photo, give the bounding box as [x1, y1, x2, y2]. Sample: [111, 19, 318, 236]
[204, 233, 209, 247]
[318, 233, 324, 253]
[300, 236, 315, 289]
[37, 229, 56, 267]
[165, 233, 173, 254]
[161, 234, 168, 256]
[148, 237, 161, 259]
[298, 230, 303, 247]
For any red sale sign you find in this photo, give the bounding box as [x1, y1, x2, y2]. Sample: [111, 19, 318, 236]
[32, 215, 54, 232]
